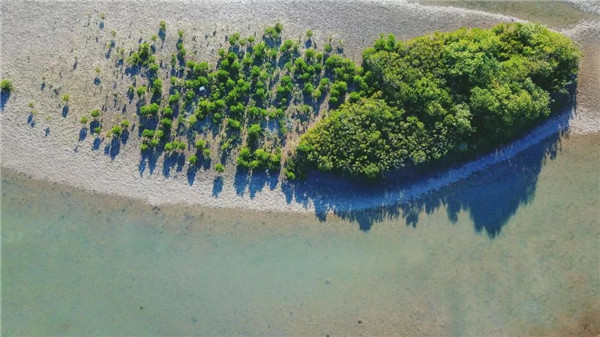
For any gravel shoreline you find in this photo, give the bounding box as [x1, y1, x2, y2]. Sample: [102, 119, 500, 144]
[1, 0, 599, 214]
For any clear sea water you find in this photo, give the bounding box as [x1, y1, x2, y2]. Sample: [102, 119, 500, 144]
[2, 133, 599, 335]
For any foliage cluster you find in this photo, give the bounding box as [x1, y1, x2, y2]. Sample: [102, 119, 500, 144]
[291, 23, 580, 179]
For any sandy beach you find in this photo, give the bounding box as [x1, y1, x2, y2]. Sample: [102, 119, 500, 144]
[1, 0, 599, 214]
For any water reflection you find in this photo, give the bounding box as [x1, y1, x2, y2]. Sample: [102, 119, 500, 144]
[283, 127, 567, 236]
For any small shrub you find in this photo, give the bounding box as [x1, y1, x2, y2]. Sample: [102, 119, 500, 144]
[120, 119, 130, 129]
[349, 91, 361, 103]
[1, 79, 13, 92]
[136, 86, 147, 97]
[99, 13, 106, 20]
[93, 126, 102, 134]
[142, 129, 155, 138]
[90, 109, 101, 118]
[151, 78, 162, 95]
[161, 118, 172, 129]
[203, 148, 211, 157]
[111, 125, 123, 136]
[159, 21, 166, 31]
[226, 118, 242, 131]
[140, 103, 159, 116]
[95, 66, 101, 74]
[312, 88, 322, 100]
[215, 163, 225, 173]
[285, 169, 296, 180]
[177, 29, 184, 38]
[303, 83, 314, 95]
[189, 155, 198, 165]
[228, 32, 240, 46]
[80, 116, 89, 124]
[62, 94, 70, 103]
[168, 90, 180, 105]
[247, 123, 261, 140]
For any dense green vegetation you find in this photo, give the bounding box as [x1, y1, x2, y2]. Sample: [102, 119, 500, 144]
[289, 22, 580, 179]
[71, 20, 578, 181]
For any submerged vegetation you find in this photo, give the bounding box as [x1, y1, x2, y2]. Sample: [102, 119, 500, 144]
[63, 20, 579, 181]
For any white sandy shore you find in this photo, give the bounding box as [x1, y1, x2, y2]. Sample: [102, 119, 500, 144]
[1, 0, 599, 214]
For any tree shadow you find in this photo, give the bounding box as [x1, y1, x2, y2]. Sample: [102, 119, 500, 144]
[103, 137, 121, 160]
[187, 164, 197, 185]
[282, 107, 571, 236]
[0, 91, 10, 110]
[139, 149, 160, 176]
[92, 137, 102, 150]
[27, 114, 35, 127]
[233, 166, 280, 198]
[234, 168, 250, 196]
[79, 127, 88, 141]
[248, 171, 279, 199]
[212, 176, 224, 197]
[162, 152, 185, 177]
[62, 106, 69, 117]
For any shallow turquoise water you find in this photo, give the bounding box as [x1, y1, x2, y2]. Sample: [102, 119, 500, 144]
[2, 134, 599, 335]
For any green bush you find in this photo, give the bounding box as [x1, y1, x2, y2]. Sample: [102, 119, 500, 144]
[237, 147, 281, 171]
[140, 103, 159, 116]
[160, 118, 172, 129]
[226, 118, 242, 131]
[90, 109, 101, 118]
[168, 90, 180, 105]
[136, 86, 147, 97]
[215, 163, 225, 173]
[151, 78, 162, 95]
[111, 125, 123, 136]
[247, 123, 261, 140]
[228, 32, 241, 46]
[142, 129, 155, 138]
[294, 22, 580, 179]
